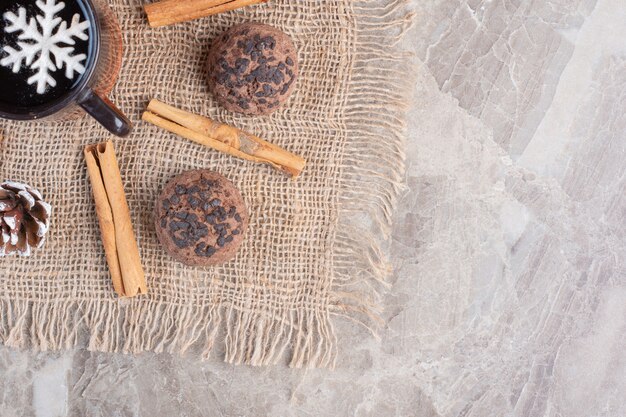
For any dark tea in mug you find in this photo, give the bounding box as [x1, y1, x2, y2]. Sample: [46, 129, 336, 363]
[0, 0, 131, 136]
[0, 0, 95, 110]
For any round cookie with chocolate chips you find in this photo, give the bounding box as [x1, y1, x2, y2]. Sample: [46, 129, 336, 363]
[207, 22, 299, 115]
[155, 170, 249, 266]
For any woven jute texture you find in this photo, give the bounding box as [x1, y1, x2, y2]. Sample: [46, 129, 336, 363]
[0, 0, 413, 367]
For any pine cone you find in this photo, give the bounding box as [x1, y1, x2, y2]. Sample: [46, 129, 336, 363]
[0, 181, 51, 257]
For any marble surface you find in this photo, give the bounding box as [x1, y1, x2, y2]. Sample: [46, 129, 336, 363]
[1, 0, 625, 416]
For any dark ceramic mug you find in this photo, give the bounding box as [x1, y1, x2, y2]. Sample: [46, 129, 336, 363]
[0, 0, 131, 137]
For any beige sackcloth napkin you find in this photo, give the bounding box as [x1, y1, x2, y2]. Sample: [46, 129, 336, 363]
[0, 0, 413, 368]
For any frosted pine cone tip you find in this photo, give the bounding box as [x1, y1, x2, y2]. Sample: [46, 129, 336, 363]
[0, 181, 51, 257]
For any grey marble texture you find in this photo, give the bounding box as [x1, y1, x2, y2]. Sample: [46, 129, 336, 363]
[1, 0, 625, 416]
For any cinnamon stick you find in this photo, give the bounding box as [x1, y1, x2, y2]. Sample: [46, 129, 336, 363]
[145, 0, 269, 28]
[84, 141, 147, 297]
[142, 99, 306, 178]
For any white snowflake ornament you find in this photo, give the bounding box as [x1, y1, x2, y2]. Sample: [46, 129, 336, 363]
[1, 0, 90, 94]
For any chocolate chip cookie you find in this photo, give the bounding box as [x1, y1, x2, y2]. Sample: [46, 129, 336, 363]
[208, 22, 299, 115]
[155, 170, 249, 266]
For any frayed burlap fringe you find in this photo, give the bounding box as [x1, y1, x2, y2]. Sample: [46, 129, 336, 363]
[330, 0, 415, 340]
[0, 0, 414, 368]
[0, 297, 337, 367]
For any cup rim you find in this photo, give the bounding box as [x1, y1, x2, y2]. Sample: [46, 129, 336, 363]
[0, 0, 101, 121]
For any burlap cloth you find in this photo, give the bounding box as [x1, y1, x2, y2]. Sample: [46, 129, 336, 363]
[0, 0, 413, 367]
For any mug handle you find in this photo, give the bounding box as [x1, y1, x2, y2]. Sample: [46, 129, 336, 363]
[78, 89, 132, 137]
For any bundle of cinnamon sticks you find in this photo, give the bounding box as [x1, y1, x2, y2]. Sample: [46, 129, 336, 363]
[145, 0, 269, 27]
[85, 141, 147, 298]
